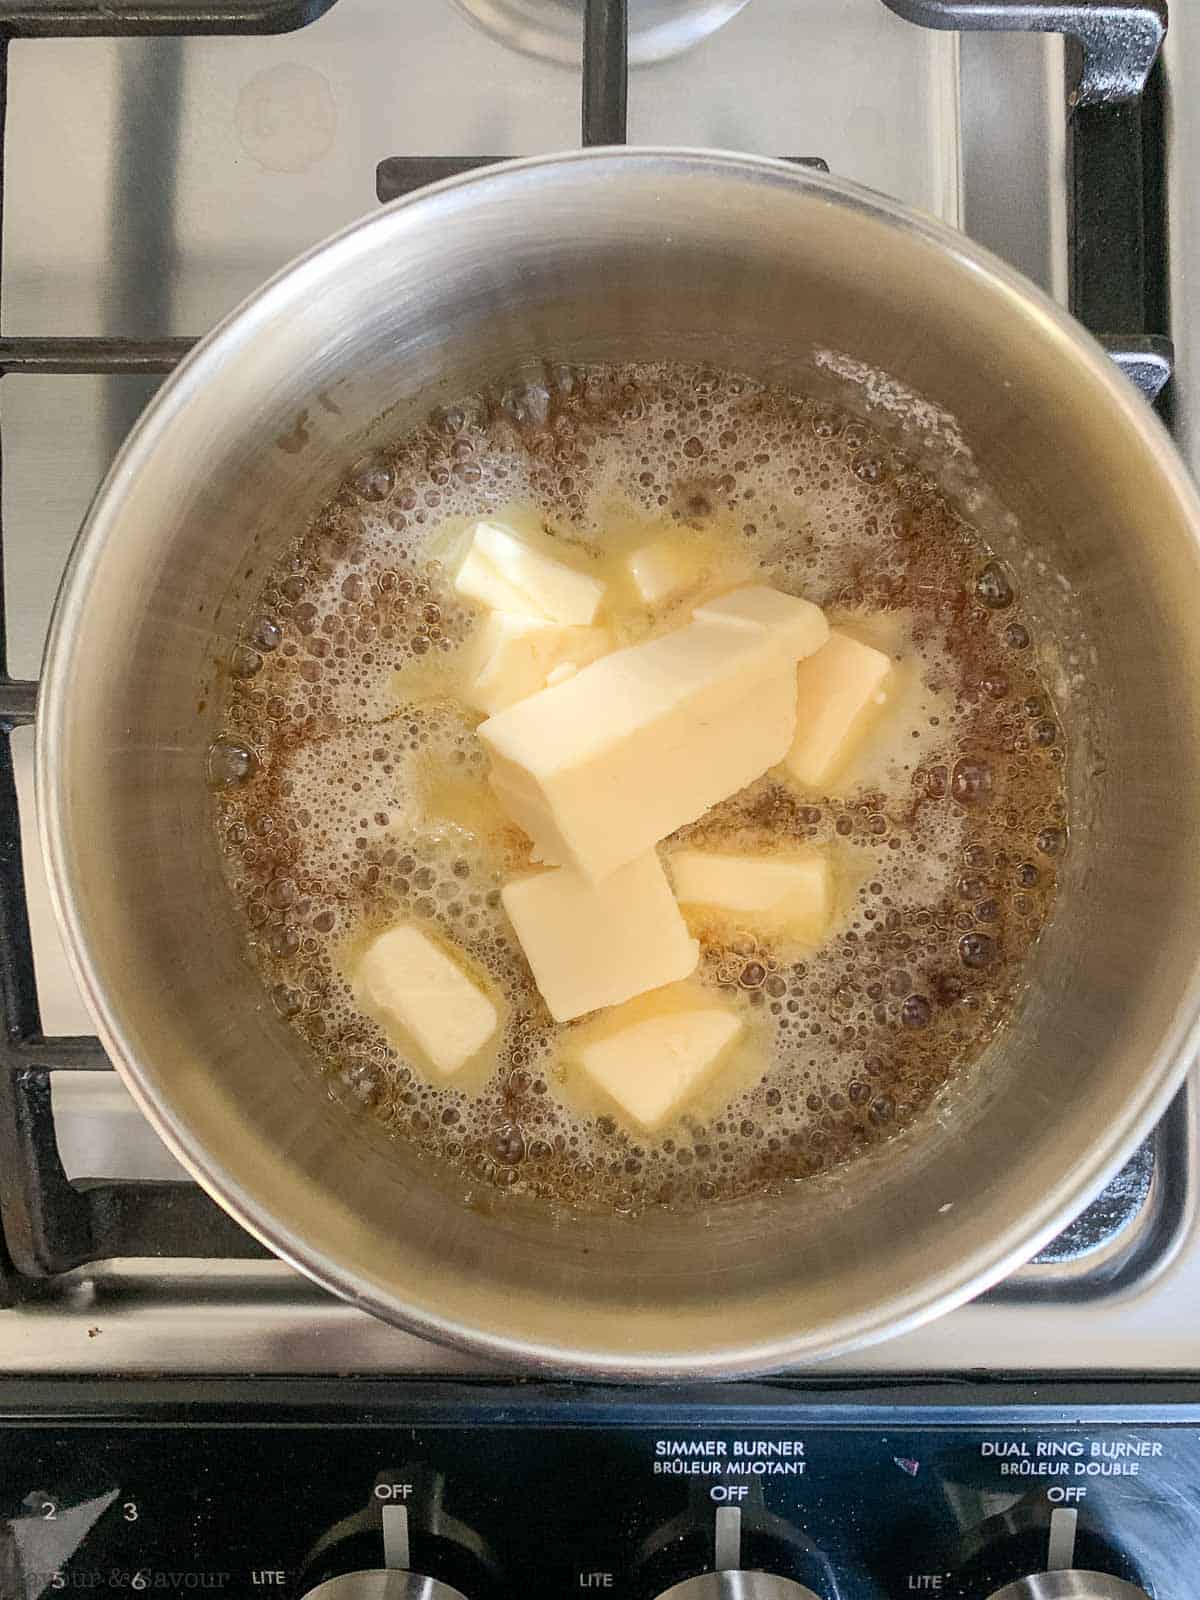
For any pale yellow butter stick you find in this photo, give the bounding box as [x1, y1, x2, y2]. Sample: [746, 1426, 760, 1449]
[454, 519, 605, 626]
[669, 846, 833, 946]
[479, 585, 829, 882]
[783, 629, 894, 789]
[501, 852, 698, 1023]
[567, 987, 745, 1133]
[351, 924, 498, 1077]
[463, 612, 611, 716]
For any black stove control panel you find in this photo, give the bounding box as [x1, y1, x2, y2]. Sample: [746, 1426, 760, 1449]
[0, 1380, 1194, 1600]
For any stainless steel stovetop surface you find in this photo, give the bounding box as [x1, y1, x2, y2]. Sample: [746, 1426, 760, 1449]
[4, 0, 1199, 1374]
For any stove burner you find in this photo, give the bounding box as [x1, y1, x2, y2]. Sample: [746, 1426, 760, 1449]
[449, 0, 751, 66]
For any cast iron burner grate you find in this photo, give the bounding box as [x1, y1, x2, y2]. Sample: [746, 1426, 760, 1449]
[0, 0, 1179, 1307]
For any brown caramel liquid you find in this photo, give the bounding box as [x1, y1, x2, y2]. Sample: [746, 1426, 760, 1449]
[210, 363, 1068, 1213]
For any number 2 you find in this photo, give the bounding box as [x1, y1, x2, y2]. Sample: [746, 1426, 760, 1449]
[40, 1501, 56, 1521]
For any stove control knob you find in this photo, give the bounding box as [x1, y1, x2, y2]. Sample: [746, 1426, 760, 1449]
[642, 1491, 831, 1599]
[304, 1575, 469, 1600]
[987, 1576, 1150, 1599]
[656, 1578, 821, 1599]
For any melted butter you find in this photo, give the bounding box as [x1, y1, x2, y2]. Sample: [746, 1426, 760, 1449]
[214, 361, 1067, 1213]
[411, 750, 530, 869]
[584, 502, 757, 643]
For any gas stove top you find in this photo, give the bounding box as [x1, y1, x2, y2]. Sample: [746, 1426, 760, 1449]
[0, 0, 1198, 1384]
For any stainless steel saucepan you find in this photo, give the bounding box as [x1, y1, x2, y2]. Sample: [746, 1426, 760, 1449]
[36, 151, 1200, 1375]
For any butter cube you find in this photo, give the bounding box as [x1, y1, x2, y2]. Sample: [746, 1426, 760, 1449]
[570, 991, 743, 1132]
[464, 612, 610, 716]
[480, 586, 829, 882]
[693, 585, 829, 653]
[670, 846, 833, 945]
[454, 520, 605, 625]
[351, 924, 498, 1076]
[783, 629, 894, 788]
[501, 852, 699, 1022]
[626, 537, 704, 606]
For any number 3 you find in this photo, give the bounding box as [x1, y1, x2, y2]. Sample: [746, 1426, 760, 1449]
[123, 1502, 139, 1523]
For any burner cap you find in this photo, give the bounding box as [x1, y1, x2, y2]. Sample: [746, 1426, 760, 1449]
[449, 0, 751, 66]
